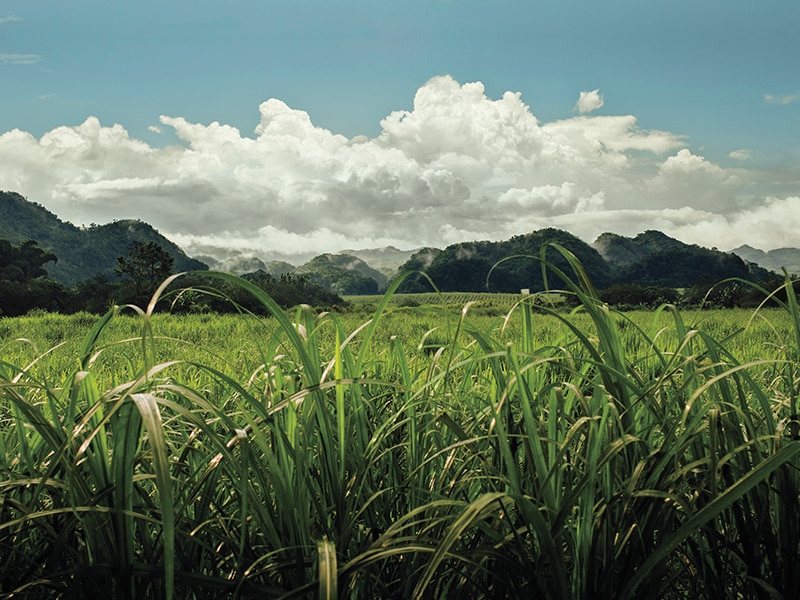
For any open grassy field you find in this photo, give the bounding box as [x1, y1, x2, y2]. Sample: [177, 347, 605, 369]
[2, 262, 800, 598]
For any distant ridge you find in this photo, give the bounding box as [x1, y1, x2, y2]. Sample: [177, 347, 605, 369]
[0, 191, 207, 285]
[339, 246, 419, 278]
[730, 245, 800, 276]
[197, 254, 268, 276]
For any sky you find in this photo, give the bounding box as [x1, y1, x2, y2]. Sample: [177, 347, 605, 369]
[1, 0, 799, 264]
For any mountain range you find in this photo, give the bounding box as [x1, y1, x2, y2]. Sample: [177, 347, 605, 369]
[2, 190, 798, 294]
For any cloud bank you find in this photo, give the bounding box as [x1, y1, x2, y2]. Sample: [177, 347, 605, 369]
[0, 75, 797, 263]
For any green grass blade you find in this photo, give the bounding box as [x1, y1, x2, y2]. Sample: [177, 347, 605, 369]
[317, 536, 338, 600]
[111, 397, 142, 596]
[412, 492, 506, 599]
[130, 393, 174, 600]
[620, 441, 800, 599]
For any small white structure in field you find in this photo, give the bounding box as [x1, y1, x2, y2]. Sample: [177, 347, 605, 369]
[521, 288, 530, 295]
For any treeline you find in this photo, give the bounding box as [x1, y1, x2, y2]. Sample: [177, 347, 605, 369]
[0, 239, 342, 317]
[596, 278, 794, 310]
[2, 236, 794, 317]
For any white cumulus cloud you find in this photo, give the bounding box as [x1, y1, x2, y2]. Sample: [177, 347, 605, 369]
[0, 75, 797, 263]
[575, 89, 604, 114]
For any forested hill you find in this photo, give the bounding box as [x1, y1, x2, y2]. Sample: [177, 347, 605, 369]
[0, 191, 207, 284]
[396, 228, 772, 294]
[396, 229, 612, 293]
[594, 230, 770, 285]
[295, 253, 388, 295]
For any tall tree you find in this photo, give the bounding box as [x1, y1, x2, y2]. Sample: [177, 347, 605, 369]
[0, 238, 57, 282]
[0, 238, 65, 316]
[115, 241, 175, 297]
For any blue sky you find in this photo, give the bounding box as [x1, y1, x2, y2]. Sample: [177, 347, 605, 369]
[1, 0, 799, 262]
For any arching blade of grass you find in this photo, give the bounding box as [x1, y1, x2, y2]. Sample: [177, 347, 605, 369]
[411, 492, 507, 599]
[620, 441, 800, 599]
[76, 305, 118, 370]
[130, 392, 174, 600]
[197, 271, 320, 381]
[351, 270, 420, 373]
[540, 243, 636, 430]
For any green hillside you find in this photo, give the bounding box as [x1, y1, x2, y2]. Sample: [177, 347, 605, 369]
[396, 228, 611, 293]
[295, 253, 388, 295]
[594, 230, 769, 287]
[394, 228, 771, 294]
[0, 191, 207, 284]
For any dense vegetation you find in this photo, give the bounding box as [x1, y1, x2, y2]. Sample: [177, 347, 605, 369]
[2, 248, 800, 598]
[396, 228, 772, 296]
[0, 238, 342, 317]
[0, 238, 70, 316]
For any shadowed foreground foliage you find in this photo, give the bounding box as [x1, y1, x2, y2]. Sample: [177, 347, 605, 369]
[2, 246, 800, 599]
